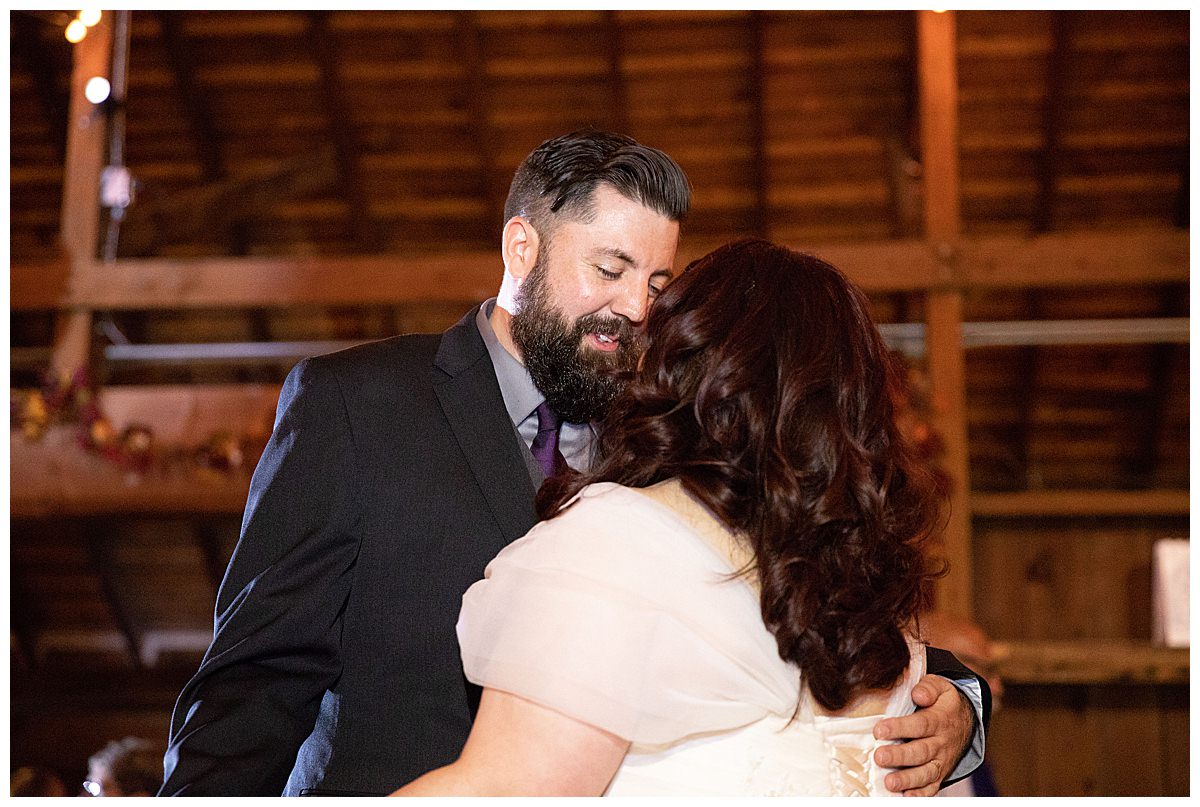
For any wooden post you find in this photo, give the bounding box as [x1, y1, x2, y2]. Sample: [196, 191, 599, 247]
[917, 10, 973, 618]
[51, 13, 114, 380]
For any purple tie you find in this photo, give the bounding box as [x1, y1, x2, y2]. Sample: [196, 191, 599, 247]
[530, 402, 568, 479]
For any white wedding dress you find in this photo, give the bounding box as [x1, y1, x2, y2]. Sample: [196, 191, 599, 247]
[457, 481, 925, 796]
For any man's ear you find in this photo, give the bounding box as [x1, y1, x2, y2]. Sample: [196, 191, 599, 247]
[501, 216, 541, 281]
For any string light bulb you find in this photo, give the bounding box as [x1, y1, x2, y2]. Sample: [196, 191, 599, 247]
[84, 76, 111, 105]
[65, 18, 87, 43]
[80, 8, 103, 27]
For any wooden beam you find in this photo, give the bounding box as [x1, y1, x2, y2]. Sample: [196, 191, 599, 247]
[956, 227, 1189, 288]
[52, 11, 114, 378]
[307, 11, 379, 251]
[118, 147, 340, 256]
[747, 11, 769, 238]
[156, 11, 224, 182]
[971, 489, 1189, 518]
[1033, 11, 1071, 234]
[990, 640, 1188, 686]
[917, 9, 972, 619]
[602, 11, 629, 134]
[87, 526, 146, 670]
[12, 226, 1187, 311]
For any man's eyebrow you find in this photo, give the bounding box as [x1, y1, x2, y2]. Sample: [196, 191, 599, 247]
[592, 246, 636, 265]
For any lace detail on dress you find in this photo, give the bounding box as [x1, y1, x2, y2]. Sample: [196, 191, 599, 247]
[829, 743, 872, 797]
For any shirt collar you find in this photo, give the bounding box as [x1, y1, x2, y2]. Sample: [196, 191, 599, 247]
[476, 298, 544, 427]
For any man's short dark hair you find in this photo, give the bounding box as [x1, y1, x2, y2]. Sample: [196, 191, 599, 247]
[503, 130, 691, 244]
[88, 736, 163, 796]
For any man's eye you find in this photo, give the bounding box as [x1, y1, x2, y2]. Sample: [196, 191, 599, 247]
[649, 285, 664, 298]
[597, 266, 621, 280]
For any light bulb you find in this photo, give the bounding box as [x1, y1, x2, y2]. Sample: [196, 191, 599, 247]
[85, 76, 111, 105]
[65, 19, 87, 43]
[80, 9, 103, 27]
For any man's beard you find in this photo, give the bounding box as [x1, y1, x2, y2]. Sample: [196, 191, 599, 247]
[510, 257, 643, 424]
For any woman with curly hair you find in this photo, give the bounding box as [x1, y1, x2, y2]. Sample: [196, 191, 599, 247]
[395, 239, 948, 796]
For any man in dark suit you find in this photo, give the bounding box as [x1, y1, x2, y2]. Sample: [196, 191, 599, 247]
[161, 131, 989, 796]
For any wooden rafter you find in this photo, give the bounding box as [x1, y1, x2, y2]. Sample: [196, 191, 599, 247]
[157, 12, 223, 183]
[747, 11, 769, 238]
[195, 522, 230, 600]
[1033, 11, 1071, 234]
[307, 11, 378, 251]
[455, 12, 502, 235]
[87, 526, 146, 670]
[11, 12, 70, 164]
[602, 11, 629, 133]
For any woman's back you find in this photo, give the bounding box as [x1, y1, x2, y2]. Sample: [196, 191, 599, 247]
[458, 481, 925, 797]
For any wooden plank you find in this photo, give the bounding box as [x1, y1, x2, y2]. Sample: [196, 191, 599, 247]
[44, 254, 500, 310]
[972, 489, 1189, 517]
[959, 227, 1190, 288]
[991, 640, 1189, 685]
[11, 227, 1189, 310]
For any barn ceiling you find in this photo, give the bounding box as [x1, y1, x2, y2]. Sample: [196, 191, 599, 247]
[8, 9, 1189, 681]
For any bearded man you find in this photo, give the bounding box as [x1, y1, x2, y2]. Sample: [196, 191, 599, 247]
[160, 131, 988, 797]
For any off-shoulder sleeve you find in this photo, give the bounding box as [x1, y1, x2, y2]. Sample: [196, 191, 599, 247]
[456, 484, 797, 746]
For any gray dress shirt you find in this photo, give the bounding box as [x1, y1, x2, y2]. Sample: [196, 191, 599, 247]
[476, 299, 596, 485]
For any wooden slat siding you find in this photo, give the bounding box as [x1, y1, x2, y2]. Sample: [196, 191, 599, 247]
[51, 13, 114, 378]
[456, 12, 502, 240]
[1033, 11, 1071, 234]
[972, 516, 1186, 642]
[917, 10, 972, 618]
[972, 489, 1189, 517]
[13, 227, 1187, 311]
[747, 11, 769, 238]
[603, 11, 629, 134]
[988, 684, 1187, 795]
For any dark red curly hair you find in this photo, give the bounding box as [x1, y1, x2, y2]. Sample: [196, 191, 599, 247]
[538, 238, 947, 712]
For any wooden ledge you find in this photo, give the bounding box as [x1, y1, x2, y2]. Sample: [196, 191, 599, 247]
[990, 639, 1189, 685]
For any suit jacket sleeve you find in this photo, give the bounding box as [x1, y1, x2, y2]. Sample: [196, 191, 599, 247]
[161, 357, 364, 795]
[925, 644, 992, 787]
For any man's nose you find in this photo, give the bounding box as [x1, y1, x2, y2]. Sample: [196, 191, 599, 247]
[611, 284, 649, 324]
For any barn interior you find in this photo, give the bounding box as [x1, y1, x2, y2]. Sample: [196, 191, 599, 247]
[9, 9, 1189, 795]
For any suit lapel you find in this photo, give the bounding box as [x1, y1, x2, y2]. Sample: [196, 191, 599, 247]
[433, 307, 538, 544]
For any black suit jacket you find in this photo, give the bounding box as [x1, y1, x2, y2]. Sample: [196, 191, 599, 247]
[161, 307, 989, 796]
